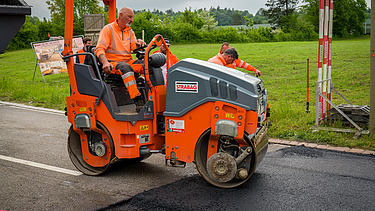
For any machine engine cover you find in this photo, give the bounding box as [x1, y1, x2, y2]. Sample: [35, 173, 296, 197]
[164, 58, 266, 117]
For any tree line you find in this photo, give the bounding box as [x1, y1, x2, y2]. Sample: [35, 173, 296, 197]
[6, 0, 369, 51]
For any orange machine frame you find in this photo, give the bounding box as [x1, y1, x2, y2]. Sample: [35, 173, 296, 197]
[63, 1, 268, 179]
[63, 0, 172, 165]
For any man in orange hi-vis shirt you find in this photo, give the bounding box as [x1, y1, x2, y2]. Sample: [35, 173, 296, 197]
[208, 47, 238, 66]
[95, 7, 146, 112]
[219, 42, 261, 77]
[76, 37, 92, 63]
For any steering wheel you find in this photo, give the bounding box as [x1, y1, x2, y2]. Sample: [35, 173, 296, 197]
[132, 43, 157, 53]
[133, 44, 157, 60]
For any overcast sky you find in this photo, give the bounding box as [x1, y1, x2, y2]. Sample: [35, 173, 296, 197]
[24, 0, 371, 20]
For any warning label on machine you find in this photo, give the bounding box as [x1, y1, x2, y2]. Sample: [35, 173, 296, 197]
[167, 119, 185, 133]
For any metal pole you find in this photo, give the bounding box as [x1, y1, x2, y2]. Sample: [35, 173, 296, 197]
[370, 0, 375, 135]
[315, 82, 321, 127]
[307, 58, 310, 113]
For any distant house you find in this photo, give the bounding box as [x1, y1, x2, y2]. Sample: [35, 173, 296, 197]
[364, 19, 371, 34]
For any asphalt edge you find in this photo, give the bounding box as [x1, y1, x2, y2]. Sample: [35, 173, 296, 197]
[0, 100, 65, 114]
[269, 138, 375, 156]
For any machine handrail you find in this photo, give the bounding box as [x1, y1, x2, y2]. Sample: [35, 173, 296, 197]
[144, 34, 170, 90]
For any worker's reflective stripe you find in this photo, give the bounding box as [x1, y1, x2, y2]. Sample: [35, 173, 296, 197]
[105, 49, 131, 55]
[122, 72, 134, 79]
[97, 40, 109, 48]
[238, 60, 245, 67]
[108, 25, 117, 51]
[124, 80, 136, 87]
[122, 71, 137, 88]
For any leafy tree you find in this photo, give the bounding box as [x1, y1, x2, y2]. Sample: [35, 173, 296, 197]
[165, 9, 174, 16]
[198, 11, 218, 31]
[264, 0, 299, 29]
[180, 8, 204, 29]
[46, 0, 105, 36]
[231, 13, 244, 25]
[244, 16, 254, 27]
[300, 0, 319, 32]
[301, 0, 367, 36]
[253, 8, 269, 24]
[35, 17, 54, 41]
[132, 11, 161, 42]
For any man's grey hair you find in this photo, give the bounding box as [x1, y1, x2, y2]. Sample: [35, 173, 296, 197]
[223, 47, 238, 60]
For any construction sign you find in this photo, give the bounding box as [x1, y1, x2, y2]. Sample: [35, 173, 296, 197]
[31, 37, 83, 76]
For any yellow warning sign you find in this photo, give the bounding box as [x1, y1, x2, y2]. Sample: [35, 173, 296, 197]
[225, 113, 235, 119]
[140, 125, 149, 131]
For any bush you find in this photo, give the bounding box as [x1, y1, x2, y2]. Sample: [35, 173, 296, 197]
[171, 22, 202, 43]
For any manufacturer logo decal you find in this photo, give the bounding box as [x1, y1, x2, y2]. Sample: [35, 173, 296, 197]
[175, 81, 198, 93]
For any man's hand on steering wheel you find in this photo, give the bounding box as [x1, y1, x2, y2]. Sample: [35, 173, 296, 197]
[102, 61, 113, 75]
[136, 39, 146, 48]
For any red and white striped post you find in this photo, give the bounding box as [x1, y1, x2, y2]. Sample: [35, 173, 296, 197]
[317, 0, 324, 118]
[317, 0, 325, 121]
[327, 0, 333, 112]
[322, 0, 329, 118]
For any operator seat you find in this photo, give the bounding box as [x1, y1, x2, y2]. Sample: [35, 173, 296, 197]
[82, 46, 166, 107]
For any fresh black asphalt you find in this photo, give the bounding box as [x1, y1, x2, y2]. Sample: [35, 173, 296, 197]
[98, 146, 375, 211]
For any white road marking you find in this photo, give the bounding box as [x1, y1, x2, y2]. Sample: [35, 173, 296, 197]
[0, 101, 65, 115]
[0, 154, 82, 176]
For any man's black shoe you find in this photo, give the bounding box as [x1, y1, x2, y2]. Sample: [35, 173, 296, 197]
[133, 96, 144, 112]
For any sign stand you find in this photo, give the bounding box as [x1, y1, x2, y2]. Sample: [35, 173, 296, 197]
[30, 36, 83, 83]
[31, 55, 46, 83]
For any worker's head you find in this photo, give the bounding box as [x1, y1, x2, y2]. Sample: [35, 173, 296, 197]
[83, 37, 92, 51]
[220, 42, 230, 54]
[118, 7, 134, 29]
[222, 47, 238, 65]
[159, 38, 171, 54]
[83, 37, 92, 46]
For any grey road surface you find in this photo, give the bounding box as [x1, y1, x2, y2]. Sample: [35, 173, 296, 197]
[0, 102, 199, 210]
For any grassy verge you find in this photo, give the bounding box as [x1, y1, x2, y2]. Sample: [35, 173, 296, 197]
[0, 49, 70, 110]
[1, 36, 374, 150]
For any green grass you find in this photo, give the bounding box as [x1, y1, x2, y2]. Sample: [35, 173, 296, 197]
[0, 49, 70, 110]
[1, 36, 374, 150]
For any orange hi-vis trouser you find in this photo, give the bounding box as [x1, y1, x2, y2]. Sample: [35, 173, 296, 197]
[111, 60, 144, 99]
